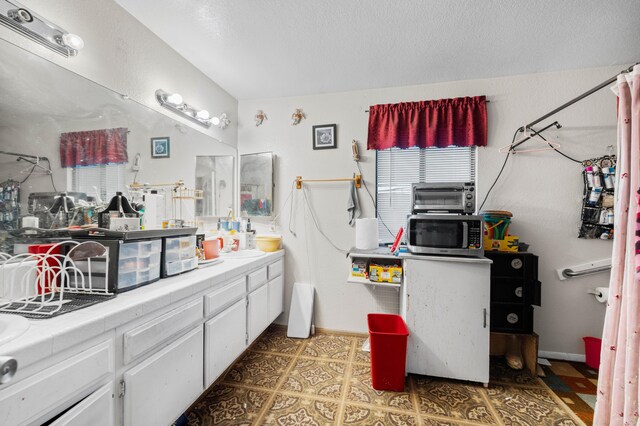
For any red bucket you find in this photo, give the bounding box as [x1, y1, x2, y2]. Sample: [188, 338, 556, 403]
[583, 336, 602, 370]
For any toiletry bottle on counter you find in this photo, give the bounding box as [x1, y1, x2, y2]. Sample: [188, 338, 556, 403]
[246, 218, 252, 232]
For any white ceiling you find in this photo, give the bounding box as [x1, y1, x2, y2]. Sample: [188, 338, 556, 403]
[115, 0, 640, 100]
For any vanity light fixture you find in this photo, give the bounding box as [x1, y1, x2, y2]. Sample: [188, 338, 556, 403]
[155, 89, 213, 128]
[0, 0, 84, 57]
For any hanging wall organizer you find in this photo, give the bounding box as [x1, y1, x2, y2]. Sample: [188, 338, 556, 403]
[579, 154, 616, 239]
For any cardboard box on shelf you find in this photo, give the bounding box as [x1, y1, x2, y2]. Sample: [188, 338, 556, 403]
[484, 235, 519, 253]
[351, 259, 368, 277]
[369, 264, 403, 283]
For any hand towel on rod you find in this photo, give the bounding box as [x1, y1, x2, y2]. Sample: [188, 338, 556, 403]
[347, 176, 361, 226]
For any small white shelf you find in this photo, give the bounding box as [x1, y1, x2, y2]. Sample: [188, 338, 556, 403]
[348, 247, 398, 260]
[347, 275, 401, 289]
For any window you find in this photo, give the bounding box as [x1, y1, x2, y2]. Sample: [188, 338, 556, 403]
[376, 146, 476, 240]
[68, 164, 125, 202]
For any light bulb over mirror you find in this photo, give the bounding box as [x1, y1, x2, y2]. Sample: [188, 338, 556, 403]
[61, 33, 84, 50]
[166, 93, 183, 106]
[196, 110, 210, 120]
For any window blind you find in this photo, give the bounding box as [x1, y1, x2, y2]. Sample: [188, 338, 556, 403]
[70, 164, 124, 202]
[376, 146, 476, 241]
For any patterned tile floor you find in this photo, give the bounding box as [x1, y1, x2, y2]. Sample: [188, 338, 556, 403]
[183, 326, 585, 425]
[540, 360, 598, 425]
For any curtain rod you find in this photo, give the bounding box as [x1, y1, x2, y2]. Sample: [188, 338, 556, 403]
[364, 98, 490, 112]
[511, 61, 639, 150]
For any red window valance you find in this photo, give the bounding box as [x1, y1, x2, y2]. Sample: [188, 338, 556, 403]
[60, 128, 128, 168]
[367, 96, 487, 150]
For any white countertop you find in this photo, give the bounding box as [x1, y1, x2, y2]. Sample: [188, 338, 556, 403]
[349, 247, 492, 264]
[399, 253, 493, 263]
[0, 250, 284, 369]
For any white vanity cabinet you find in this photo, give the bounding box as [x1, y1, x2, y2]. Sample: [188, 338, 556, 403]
[0, 252, 285, 426]
[402, 257, 491, 384]
[205, 299, 247, 387]
[267, 260, 284, 323]
[268, 275, 284, 323]
[248, 283, 269, 343]
[203, 276, 249, 387]
[123, 326, 204, 426]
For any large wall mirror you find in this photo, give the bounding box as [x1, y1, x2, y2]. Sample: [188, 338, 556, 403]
[0, 39, 236, 253]
[195, 156, 235, 217]
[240, 152, 274, 217]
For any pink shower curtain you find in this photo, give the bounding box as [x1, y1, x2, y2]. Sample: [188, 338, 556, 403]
[594, 65, 640, 425]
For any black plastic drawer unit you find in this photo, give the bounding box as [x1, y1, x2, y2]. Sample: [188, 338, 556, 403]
[488, 252, 538, 281]
[485, 251, 540, 335]
[490, 278, 541, 306]
[490, 303, 534, 333]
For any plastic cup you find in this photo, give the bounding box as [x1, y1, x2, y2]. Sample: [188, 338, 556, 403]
[202, 239, 220, 259]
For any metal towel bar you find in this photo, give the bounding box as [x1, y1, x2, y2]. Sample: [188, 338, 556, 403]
[562, 265, 611, 278]
[295, 175, 361, 189]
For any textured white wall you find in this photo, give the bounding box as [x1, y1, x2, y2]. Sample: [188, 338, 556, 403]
[0, 0, 237, 148]
[239, 66, 623, 356]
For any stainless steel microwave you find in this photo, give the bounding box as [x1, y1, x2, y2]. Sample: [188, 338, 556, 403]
[407, 214, 484, 257]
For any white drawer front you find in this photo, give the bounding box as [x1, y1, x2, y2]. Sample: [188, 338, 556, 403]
[204, 277, 246, 318]
[0, 340, 114, 426]
[247, 267, 268, 292]
[124, 299, 203, 365]
[51, 382, 114, 426]
[268, 259, 283, 280]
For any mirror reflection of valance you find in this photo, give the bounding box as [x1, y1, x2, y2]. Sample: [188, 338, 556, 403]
[60, 128, 128, 168]
[367, 96, 487, 150]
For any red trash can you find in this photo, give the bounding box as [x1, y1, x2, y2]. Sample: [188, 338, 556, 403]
[583, 336, 602, 370]
[367, 313, 409, 392]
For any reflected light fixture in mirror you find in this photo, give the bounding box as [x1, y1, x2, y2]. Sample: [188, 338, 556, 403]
[155, 89, 212, 128]
[196, 110, 210, 120]
[0, 0, 84, 57]
[211, 113, 231, 130]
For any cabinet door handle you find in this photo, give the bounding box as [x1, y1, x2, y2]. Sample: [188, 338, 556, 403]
[0, 356, 17, 384]
[483, 308, 487, 328]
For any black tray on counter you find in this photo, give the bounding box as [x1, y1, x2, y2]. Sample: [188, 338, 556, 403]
[69, 227, 198, 240]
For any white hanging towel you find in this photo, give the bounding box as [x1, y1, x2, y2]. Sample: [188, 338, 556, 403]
[347, 179, 361, 226]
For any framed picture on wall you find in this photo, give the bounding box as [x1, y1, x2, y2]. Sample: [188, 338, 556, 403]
[151, 137, 170, 158]
[312, 124, 337, 150]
